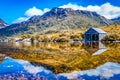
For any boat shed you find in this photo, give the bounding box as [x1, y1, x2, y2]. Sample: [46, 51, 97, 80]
[84, 27, 107, 42]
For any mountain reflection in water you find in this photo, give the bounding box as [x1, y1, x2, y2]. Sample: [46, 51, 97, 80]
[0, 42, 120, 79]
[0, 57, 120, 80]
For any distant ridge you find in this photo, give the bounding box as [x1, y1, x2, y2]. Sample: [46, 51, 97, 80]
[0, 8, 112, 36]
[111, 17, 120, 24]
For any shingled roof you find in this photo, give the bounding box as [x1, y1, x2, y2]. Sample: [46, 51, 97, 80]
[89, 27, 107, 34]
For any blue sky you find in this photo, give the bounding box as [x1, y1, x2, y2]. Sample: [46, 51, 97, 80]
[0, 0, 120, 24]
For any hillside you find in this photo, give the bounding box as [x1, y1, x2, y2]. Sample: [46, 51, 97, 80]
[100, 24, 120, 41]
[0, 8, 112, 36]
[112, 17, 120, 21]
[101, 24, 120, 35]
[111, 17, 120, 24]
[8, 24, 120, 42]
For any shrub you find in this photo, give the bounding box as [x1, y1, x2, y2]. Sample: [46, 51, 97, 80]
[70, 33, 83, 40]
[70, 34, 80, 39]
[59, 33, 67, 37]
[54, 37, 69, 42]
[102, 34, 120, 41]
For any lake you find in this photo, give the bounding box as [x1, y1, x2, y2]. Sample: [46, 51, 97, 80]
[0, 42, 120, 80]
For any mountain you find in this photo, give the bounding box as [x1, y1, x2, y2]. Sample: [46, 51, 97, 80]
[0, 8, 112, 36]
[111, 17, 120, 24]
[112, 17, 120, 21]
[0, 18, 7, 29]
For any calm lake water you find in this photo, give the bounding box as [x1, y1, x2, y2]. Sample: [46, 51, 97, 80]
[0, 42, 120, 80]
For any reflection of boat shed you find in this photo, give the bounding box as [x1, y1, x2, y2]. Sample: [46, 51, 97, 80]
[84, 27, 107, 42]
[84, 42, 107, 56]
[0, 36, 8, 42]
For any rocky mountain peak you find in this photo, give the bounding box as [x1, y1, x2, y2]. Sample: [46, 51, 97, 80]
[38, 7, 102, 21]
[0, 7, 112, 36]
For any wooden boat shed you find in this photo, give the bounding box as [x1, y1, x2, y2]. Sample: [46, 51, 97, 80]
[84, 27, 107, 42]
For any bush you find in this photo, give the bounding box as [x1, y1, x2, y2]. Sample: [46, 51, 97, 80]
[59, 33, 67, 37]
[70, 34, 80, 39]
[70, 33, 83, 40]
[45, 30, 58, 34]
[54, 37, 69, 42]
[102, 34, 120, 41]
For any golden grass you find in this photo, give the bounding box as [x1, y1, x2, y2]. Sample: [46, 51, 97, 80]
[101, 24, 120, 36]
[9, 24, 120, 42]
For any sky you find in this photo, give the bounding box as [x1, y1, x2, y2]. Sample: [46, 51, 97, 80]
[0, 0, 120, 24]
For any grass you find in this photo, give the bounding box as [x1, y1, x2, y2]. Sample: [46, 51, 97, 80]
[9, 24, 120, 42]
[101, 24, 120, 41]
[9, 29, 85, 42]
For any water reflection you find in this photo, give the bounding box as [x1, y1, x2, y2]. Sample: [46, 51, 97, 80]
[12, 42, 107, 55]
[0, 42, 120, 78]
[84, 41, 106, 49]
[84, 41, 107, 56]
[0, 53, 6, 63]
[0, 57, 120, 80]
[60, 62, 120, 80]
[0, 57, 57, 80]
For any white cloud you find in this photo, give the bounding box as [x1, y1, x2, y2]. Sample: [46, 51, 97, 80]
[13, 3, 120, 23]
[59, 3, 86, 10]
[13, 6, 50, 23]
[12, 17, 29, 23]
[59, 3, 120, 19]
[43, 8, 51, 14]
[25, 6, 50, 17]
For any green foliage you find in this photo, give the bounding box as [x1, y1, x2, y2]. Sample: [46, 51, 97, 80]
[70, 34, 80, 39]
[103, 34, 120, 41]
[53, 37, 69, 42]
[59, 33, 67, 37]
[21, 34, 31, 39]
[45, 30, 59, 34]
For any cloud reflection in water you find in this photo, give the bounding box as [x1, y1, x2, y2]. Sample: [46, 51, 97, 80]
[0, 57, 120, 80]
